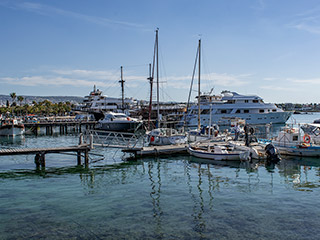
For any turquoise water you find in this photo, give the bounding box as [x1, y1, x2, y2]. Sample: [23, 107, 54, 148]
[1, 113, 320, 239]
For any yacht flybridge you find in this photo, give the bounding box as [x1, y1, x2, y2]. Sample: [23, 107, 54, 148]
[183, 90, 292, 126]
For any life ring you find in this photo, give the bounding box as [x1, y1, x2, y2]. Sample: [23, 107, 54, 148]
[303, 134, 311, 144]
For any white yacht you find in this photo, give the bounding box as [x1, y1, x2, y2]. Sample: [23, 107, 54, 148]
[95, 112, 143, 132]
[182, 90, 292, 127]
[0, 118, 25, 136]
[75, 85, 138, 115]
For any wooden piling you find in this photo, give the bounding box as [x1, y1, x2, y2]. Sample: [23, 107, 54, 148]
[77, 150, 81, 165]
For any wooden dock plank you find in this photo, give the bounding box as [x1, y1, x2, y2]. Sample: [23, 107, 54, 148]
[0, 145, 90, 156]
[122, 144, 188, 158]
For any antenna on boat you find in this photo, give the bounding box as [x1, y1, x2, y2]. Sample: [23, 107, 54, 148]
[119, 66, 125, 111]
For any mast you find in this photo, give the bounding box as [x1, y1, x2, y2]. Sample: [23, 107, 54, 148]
[148, 29, 158, 130]
[184, 41, 199, 130]
[119, 66, 125, 110]
[147, 63, 153, 130]
[198, 39, 201, 130]
[156, 29, 160, 127]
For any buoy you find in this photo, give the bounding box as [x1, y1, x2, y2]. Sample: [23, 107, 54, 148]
[303, 134, 311, 144]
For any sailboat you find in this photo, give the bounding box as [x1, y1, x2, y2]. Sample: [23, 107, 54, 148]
[185, 39, 222, 142]
[146, 29, 187, 146]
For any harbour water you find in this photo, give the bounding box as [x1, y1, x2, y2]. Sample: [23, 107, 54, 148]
[1, 113, 320, 239]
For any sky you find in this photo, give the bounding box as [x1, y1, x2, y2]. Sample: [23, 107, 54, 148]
[1, 0, 320, 103]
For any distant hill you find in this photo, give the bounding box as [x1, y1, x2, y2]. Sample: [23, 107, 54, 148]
[0, 95, 83, 105]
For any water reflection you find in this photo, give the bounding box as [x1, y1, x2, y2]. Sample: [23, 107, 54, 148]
[0, 135, 25, 146]
[147, 160, 164, 238]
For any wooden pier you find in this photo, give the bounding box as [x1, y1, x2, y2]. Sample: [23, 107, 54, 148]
[0, 144, 91, 168]
[122, 144, 188, 158]
[24, 120, 96, 135]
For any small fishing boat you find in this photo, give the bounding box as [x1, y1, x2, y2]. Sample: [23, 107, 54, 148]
[263, 126, 320, 157]
[188, 142, 250, 161]
[0, 118, 25, 136]
[300, 123, 320, 144]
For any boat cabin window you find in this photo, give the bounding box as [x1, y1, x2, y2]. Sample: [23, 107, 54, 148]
[227, 100, 235, 104]
[114, 114, 127, 118]
[201, 109, 210, 114]
[244, 109, 249, 113]
[236, 109, 240, 113]
[292, 135, 298, 141]
[221, 109, 227, 114]
[259, 109, 264, 113]
[272, 109, 277, 112]
[253, 100, 259, 103]
[245, 100, 249, 103]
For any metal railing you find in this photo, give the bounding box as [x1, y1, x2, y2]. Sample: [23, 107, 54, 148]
[84, 129, 145, 149]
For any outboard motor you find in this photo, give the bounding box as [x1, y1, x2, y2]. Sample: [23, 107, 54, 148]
[265, 143, 281, 163]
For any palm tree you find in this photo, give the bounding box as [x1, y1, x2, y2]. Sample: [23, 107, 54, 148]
[17, 96, 24, 106]
[10, 92, 16, 105]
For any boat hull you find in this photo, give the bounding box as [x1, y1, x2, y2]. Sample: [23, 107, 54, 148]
[96, 122, 141, 132]
[187, 147, 242, 161]
[184, 111, 292, 126]
[149, 135, 187, 146]
[275, 145, 320, 157]
[0, 126, 25, 136]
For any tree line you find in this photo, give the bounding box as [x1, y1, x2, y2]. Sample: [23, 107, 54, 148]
[0, 92, 74, 116]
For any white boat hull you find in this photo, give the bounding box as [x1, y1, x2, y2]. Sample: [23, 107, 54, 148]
[96, 121, 141, 132]
[149, 135, 187, 146]
[0, 126, 25, 136]
[275, 145, 320, 157]
[187, 147, 243, 161]
[185, 111, 292, 127]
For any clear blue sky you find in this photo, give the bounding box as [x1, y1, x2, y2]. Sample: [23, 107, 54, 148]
[1, 0, 320, 103]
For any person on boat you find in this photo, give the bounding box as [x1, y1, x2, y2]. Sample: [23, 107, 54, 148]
[244, 124, 249, 146]
[234, 124, 240, 141]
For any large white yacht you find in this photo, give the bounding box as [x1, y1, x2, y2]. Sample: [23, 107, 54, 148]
[182, 90, 292, 127]
[75, 85, 138, 115]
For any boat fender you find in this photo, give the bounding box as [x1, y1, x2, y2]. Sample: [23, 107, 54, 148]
[303, 134, 311, 144]
[214, 130, 218, 137]
[150, 136, 155, 142]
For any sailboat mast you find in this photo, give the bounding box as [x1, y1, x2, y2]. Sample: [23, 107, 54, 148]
[119, 66, 125, 110]
[198, 39, 201, 130]
[156, 29, 160, 127]
[147, 63, 153, 130]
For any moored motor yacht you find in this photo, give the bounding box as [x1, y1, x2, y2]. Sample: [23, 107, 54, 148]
[74, 85, 138, 116]
[182, 91, 292, 127]
[0, 118, 25, 136]
[95, 112, 143, 132]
